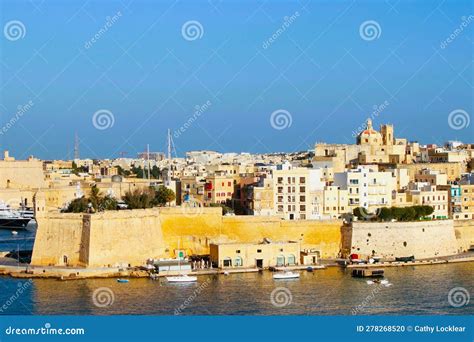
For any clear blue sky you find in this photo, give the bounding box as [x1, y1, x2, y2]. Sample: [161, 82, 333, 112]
[0, 0, 472, 160]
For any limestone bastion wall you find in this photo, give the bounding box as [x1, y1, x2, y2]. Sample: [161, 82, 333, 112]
[31, 207, 343, 267]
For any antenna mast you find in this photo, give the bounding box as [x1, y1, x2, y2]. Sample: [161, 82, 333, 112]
[74, 132, 80, 160]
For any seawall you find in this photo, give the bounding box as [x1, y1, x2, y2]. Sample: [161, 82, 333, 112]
[346, 220, 460, 259]
[31, 208, 343, 267]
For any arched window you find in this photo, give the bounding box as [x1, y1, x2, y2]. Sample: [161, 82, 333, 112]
[234, 256, 243, 267]
[287, 254, 296, 265]
[223, 257, 232, 267]
[276, 255, 285, 266]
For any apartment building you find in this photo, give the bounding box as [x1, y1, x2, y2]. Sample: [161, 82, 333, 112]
[272, 166, 325, 220]
[333, 166, 396, 214]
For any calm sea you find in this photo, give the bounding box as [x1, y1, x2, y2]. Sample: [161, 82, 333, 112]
[0, 262, 472, 315]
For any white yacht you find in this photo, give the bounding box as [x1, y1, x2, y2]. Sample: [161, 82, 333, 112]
[166, 274, 198, 283]
[273, 271, 300, 280]
[0, 202, 31, 229]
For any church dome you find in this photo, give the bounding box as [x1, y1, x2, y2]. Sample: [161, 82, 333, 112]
[357, 119, 382, 145]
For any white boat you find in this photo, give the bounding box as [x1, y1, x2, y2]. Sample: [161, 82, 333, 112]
[166, 274, 197, 283]
[11, 230, 18, 235]
[165, 238, 197, 283]
[273, 271, 300, 279]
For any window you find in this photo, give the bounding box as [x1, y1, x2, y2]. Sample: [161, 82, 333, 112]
[236, 250, 241, 254]
[300, 177, 305, 184]
[257, 249, 262, 253]
[223, 258, 232, 267]
[300, 196, 306, 202]
[300, 205, 306, 211]
[278, 177, 283, 184]
[300, 186, 305, 192]
[234, 256, 243, 267]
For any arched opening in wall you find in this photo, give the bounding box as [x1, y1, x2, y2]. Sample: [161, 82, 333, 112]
[63, 255, 68, 265]
[287, 254, 296, 265]
[234, 256, 243, 267]
[223, 257, 232, 267]
[403, 241, 407, 247]
[276, 255, 285, 266]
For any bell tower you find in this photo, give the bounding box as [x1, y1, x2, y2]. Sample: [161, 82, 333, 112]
[381, 124, 394, 146]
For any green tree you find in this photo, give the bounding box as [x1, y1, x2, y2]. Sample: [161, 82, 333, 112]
[378, 207, 392, 221]
[64, 197, 90, 213]
[123, 188, 156, 209]
[155, 186, 176, 206]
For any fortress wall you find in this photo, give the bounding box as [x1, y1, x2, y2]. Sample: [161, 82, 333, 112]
[454, 220, 474, 252]
[31, 213, 86, 266]
[350, 220, 459, 259]
[32, 208, 343, 267]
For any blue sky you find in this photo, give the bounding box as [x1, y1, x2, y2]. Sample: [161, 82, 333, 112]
[0, 0, 473, 159]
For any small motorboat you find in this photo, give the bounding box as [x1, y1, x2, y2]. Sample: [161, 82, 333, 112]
[11, 230, 18, 235]
[166, 274, 197, 283]
[117, 279, 129, 283]
[273, 271, 300, 280]
[223, 271, 229, 276]
[306, 266, 313, 272]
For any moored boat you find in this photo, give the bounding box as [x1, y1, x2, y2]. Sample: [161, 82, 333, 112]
[0, 202, 31, 229]
[273, 271, 300, 280]
[166, 274, 197, 283]
[352, 268, 384, 278]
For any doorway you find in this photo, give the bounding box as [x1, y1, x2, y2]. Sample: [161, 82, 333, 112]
[256, 259, 263, 268]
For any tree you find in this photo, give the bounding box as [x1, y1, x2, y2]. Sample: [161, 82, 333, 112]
[123, 188, 156, 209]
[63, 185, 119, 213]
[64, 197, 89, 213]
[155, 186, 176, 206]
[378, 207, 392, 221]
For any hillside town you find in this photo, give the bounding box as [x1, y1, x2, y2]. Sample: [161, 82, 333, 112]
[1, 119, 473, 223]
